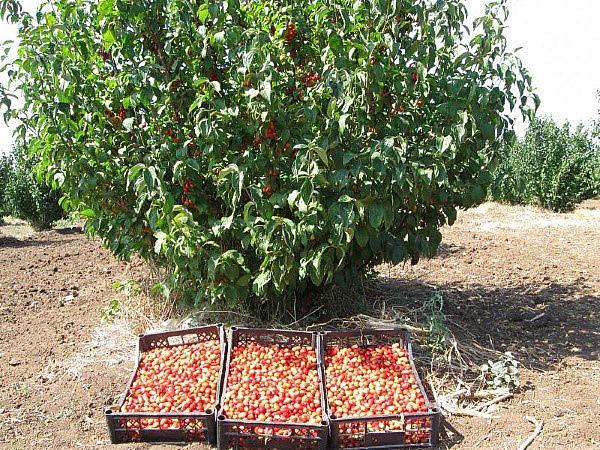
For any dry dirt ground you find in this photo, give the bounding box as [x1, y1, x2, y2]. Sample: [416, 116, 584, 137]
[0, 201, 599, 450]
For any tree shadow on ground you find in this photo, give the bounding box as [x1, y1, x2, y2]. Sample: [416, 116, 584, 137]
[0, 236, 54, 248]
[346, 276, 599, 371]
[434, 242, 466, 259]
[53, 226, 83, 235]
[0, 236, 77, 249]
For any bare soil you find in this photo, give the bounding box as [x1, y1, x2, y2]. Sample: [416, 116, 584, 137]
[0, 201, 598, 449]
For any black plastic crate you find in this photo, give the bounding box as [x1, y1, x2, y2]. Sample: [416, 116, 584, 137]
[217, 327, 329, 450]
[105, 324, 226, 444]
[321, 329, 441, 449]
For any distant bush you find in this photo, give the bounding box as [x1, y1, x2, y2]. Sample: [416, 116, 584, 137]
[3, 147, 64, 230]
[0, 152, 13, 220]
[490, 117, 600, 211]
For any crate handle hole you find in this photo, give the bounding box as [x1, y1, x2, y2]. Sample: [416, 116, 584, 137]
[273, 334, 289, 344]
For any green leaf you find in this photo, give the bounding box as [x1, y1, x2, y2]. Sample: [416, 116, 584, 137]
[390, 242, 406, 264]
[245, 88, 260, 99]
[438, 135, 452, 153]
[102, 29, 115, 50]
[261, 78, 272, 103]
[80, 208, 97, 219]
[197, 4, 210, 23]
[342, 153, 355, 165]
[314, 147, 329, 167]
[252, 271, 271, 295]
[97, 0, 116, 18]
[45, 13, 56, 27]
[355, 226, 369, 247]
[339, 114, 349, 134]
[368, 202, 384, 228]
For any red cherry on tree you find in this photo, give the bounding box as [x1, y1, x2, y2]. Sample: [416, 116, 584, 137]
[262, 185, 274, 197]
[265, 121, 277, 139]
[285, 22, 297, 43]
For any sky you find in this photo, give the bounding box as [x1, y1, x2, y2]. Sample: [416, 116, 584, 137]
[1, 0, 599, 153]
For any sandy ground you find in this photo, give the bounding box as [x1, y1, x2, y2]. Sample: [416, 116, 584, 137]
[0, 201, 598, 449]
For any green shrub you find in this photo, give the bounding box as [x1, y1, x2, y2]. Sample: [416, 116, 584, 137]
[490, 117, 600, 211]
[3, 147, 64, 230]
[0, 152, 13, 220]
[2, 0, 536, 311]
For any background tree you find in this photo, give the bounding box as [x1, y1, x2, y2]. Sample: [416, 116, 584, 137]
[490, 117, 600, 212]
[0, 151, 12, 222]
[6, 146, 65, 229]
[0, 145, 65, 229]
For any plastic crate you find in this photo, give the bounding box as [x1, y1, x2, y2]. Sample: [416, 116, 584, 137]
[105, 324, 226, 444]
[217, 327, 329, 450]
[321, 329, 441, 449]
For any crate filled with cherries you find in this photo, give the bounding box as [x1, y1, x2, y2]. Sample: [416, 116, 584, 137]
[105, 325, 226, 444]
[321, 329, 441, 449]
[217, 327, 329, 450]
[106, 326, 439, 448]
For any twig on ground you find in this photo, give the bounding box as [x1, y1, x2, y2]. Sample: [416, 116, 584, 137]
[469, 388, 511, 399]
[439, 387, 512, 402]
[363, 318, 429, 335]
[191, 310, 255, 320]
[440, 401, 499, 419]
[286, 305, 324, 327]
[472, 431, 494, 448]
[304, 313, 429, 335]
[527, 313, 545, 323]
[437, 385, 514, 419]
[475, 392, 513, 411]
[518, 416, 543, 450]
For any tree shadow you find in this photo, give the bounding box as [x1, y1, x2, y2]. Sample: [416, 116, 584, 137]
[0, 236, 76, 249]
[434, 242, 466, 259]
[53, 226, 83, 235]
[366, 276, 599, 370]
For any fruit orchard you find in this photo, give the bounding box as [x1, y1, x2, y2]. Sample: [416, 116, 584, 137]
[0, 0, 537, 310]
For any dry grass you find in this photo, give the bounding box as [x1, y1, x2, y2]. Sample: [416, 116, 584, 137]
[113, 270, 178, 335]
[41, 319, 137, 382]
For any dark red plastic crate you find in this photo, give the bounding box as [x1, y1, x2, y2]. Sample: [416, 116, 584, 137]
[321, 329, 441, 449]
[105, 324, 226, 445]
[217, 327, 329, 450]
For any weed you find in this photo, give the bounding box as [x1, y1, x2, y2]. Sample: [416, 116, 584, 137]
[11, 382, 30, 398]
[481, 352, 520, 389]
[422, 291, 451, 354]
[100, 298, 122, 323]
